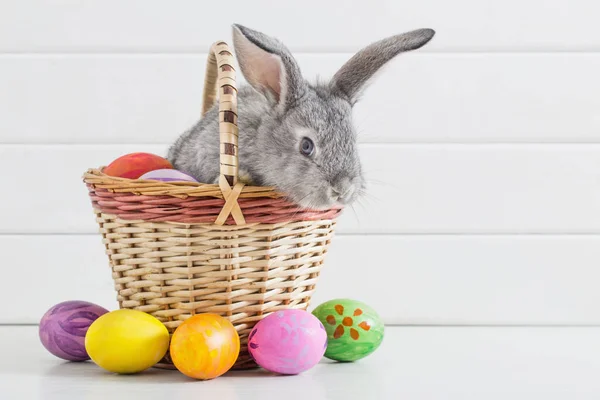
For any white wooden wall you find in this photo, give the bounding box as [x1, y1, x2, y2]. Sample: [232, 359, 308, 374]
[1, 1, 599, 325]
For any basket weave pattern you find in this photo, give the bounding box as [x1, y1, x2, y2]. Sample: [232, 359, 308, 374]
[83, 41, 341, 369]
[95, 212, 335, 369]
[85, 172, 341, 224]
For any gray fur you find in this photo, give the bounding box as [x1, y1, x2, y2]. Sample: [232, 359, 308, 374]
[330, 28, 435, 104]
[233, 24, 307, 111]
[168, 24, 435, 209]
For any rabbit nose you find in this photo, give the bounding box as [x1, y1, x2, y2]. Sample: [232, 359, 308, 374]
[331, 180, 356, 204]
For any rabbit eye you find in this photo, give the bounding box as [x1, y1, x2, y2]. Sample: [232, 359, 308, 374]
[300, 137, 315, 157]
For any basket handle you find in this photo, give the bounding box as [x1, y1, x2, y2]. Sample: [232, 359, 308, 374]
[202, 41, 238, 187]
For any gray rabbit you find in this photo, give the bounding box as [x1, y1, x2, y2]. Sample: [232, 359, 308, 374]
[168, 24, 435, 209]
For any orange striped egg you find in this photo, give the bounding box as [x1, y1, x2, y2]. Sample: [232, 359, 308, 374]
[170, 314, 240, 380]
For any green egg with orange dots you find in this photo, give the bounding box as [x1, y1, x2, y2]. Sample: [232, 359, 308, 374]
[312, 299, 384, 362]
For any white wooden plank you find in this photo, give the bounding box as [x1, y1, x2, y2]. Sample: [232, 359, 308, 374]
[1, 144, 600, 234]
[3, 234, 599, 324]
[1, 0, 599, 52]
[2, 54, 600, 144]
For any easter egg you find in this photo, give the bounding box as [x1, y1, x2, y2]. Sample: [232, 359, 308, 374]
[312, 299, 384, 362]
[85, 309, 169, 374]
[103, 152, 173, 179]
[39, 300, 109, 361]
[248, 309, 327, 375]
[139, 169, 198, 183]
[170, 314, 240, 380]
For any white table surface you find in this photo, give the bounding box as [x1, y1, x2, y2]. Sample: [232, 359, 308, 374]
[1, 326, 599, 400]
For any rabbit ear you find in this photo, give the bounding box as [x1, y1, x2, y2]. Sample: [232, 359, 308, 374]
[232, 24, 307, 111]
[330, 28, 435, 105]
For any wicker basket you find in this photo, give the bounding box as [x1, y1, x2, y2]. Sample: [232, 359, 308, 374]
[82, 41, 342, 369]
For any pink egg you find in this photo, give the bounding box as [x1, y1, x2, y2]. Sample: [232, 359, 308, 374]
[248, 309, 327, 375]
[139, 169, 198, 183]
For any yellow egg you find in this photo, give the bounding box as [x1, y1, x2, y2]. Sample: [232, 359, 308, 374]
[85, 309, 169, 374]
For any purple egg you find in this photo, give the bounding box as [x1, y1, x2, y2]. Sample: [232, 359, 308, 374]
[39, 300, 109, 361]
[139, 169, 198, 183]
[248, 309, 327, 375]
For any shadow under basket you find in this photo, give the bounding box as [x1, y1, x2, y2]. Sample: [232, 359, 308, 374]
[82, 40, 342, 369]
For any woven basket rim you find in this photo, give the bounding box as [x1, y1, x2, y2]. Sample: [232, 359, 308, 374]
[83, 168, 284, 200]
